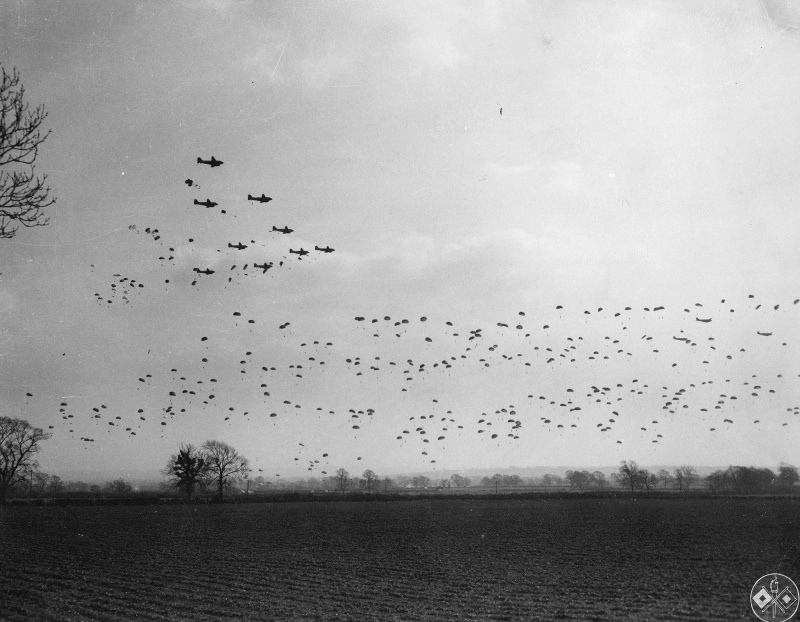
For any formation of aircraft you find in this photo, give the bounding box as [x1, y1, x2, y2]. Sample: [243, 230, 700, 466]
[175, 157, 336, 289]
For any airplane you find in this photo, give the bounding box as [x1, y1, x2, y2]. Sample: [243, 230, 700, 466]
[314, 245, 335, 253]
[248, 194, 272, 203]
[197, 156, 223, 167]
[289, 248, 309, 256]
[254, 262, 273, 273]
[194, 199, 218, 208]
[193, 268, 215, 275]
[228, 242, 247, 250]
[695, 317, 712, 323]
[757, 331, 773, 336]
[272, 226, 293, 234]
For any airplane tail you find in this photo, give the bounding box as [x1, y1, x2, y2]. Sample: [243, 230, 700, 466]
[248, 195, 253, 200]
[193, 199, 199, 205]
[314, 246, 320, 251]
[196, 157, 202, 164]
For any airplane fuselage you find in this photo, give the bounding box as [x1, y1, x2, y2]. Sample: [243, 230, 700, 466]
[248, 194, 272, 203]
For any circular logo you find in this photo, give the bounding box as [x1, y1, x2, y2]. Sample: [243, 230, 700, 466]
[751, 574, 799, 622]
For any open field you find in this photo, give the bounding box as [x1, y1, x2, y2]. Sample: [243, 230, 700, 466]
[1, 498, 798, 621]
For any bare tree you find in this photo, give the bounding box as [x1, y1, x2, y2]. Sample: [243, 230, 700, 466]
[657, 469, 673, 489]
[0, 417, 51, 503]
[615, 460, 641, 492]
[0, 67, 55, 239]
[590, 471, 607, 488]
[47, 474, 65, 495]
[105, 479, 132, 495]
[362, 469, 377, 492]
[335, 468, 350, 492]
[639, 470, 658, 491]
[382, 477, 394, 491]
[202, 440, 249, 500]
[162, 444, 209, 501]
[566, 470, 592, 489]
[450, 474, 470, 488]
[66, 480, 89, 493]
[673, 465, 698, 492]
[21, 467, 49, 497]
[777, 463, 800, 490]
[412, 475, 431, 488]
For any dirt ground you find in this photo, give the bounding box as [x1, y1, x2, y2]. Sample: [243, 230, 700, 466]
[1, 497, 798, 621]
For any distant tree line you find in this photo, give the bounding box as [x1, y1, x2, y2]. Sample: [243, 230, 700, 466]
[614, 461, 700, 492]
[6, 471, 136, 498]
[706, 464, 799, 494]
[4, 418, 798, 501]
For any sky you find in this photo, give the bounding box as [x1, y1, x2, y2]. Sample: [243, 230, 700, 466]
[1, 0, 799, 481]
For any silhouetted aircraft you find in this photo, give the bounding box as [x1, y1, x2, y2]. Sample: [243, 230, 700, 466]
[228, 242, 247, 250]
[194, 199, 218, 208]
[757, 331, 773, 336]
[272, 226, 293, 234]
[193, 268, 215, 275]
[248, 194, 272, 203]
[315, 246, 335, 253]
[289, 248, 309, 256]
[197, 156, 223, 167]
[695, 317, 712, 323]
[254, 262, 273, 273]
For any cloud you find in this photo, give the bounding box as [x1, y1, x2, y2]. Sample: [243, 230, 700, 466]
[483, 161, 535, 177]
[761, 0, 800, 30]
[323, 228, 615, 298]
[544, 160, 587, 198]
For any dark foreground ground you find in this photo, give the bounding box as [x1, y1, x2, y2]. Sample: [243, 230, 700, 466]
[1, 497, 798, 621]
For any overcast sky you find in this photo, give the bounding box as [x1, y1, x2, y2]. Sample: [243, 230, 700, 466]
[1, 0, 799, 481]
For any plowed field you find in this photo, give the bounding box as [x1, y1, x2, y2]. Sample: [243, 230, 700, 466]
[1, 497, 798, 621]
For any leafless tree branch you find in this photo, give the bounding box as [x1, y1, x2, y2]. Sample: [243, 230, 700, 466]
[0, 66, 55, 239]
